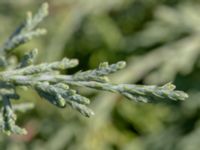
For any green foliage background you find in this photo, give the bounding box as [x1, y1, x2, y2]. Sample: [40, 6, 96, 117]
[1, 0, 200, 149]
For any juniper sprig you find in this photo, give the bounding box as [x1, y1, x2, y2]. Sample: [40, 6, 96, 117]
[0, 3, 188, 135]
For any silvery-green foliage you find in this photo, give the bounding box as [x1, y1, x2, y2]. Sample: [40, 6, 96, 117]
[0, 3, 188, 135]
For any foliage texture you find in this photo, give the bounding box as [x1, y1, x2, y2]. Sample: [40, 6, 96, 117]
[0, 3, 188, 135]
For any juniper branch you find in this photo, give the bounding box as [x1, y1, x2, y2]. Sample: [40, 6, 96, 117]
[0, 3, 188, 135]
[0, 3, 48, 56]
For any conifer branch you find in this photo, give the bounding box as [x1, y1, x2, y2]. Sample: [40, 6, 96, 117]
[0, 3, 188, 135]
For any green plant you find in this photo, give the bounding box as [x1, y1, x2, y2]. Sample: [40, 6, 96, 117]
[0, 3, 188, 135]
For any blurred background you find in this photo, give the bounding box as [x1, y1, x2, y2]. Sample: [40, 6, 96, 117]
[0, 0, 200, 149]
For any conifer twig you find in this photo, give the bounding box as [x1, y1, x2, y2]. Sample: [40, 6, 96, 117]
[0, 3, 188, 135]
